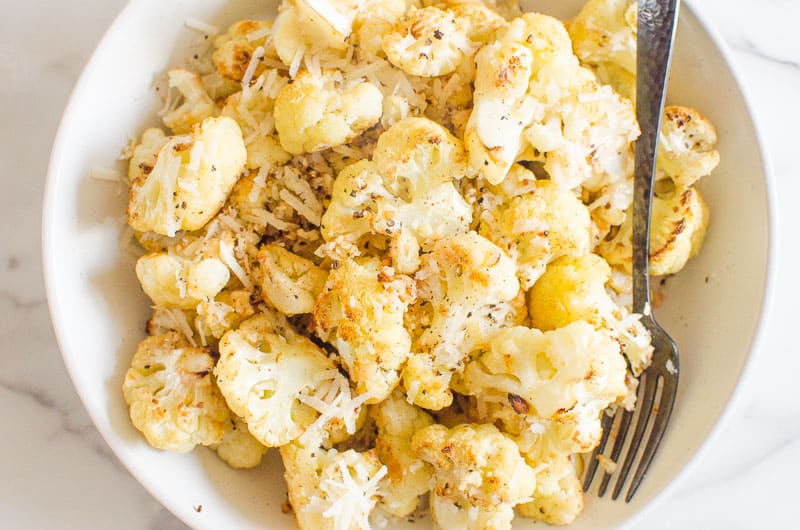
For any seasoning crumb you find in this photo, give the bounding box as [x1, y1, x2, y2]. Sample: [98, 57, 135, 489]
[281, 500, 293, 514]
[194, 504, 203, 513]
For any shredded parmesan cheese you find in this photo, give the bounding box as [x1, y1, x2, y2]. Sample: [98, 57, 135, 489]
[219, 239, 253, 290]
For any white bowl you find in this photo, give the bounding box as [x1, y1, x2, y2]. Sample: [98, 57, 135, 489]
[43, 0, 774, 528]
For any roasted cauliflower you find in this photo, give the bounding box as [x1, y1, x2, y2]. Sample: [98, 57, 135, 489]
[465, 12, 639, 216]
[412, 423, 537, 530]
[462, 322, 627, 428]
[658, 105, 721, 188]
[213, 19, 277, 82]
[127, 117, 247, 236]
[258, 244, 327, 315]
[161, 68, 218, 134]
[568, 0, 636, 99]
[598, 186, 710, 277]
[215, 314, 338, 446]
[372, 390, 434, 517]
[528, 254, 653, 374]
[213, 414, 269, 468]
[518, 453, 584, 526]
[320, 117, 472, 273]
[123, 332, 230, 452]
[274, 70, 383, 155]
[478, 179, 591, 289]
[403, 231, 519, 410]
[273, 0, 358, 66]
[314, 258, 416, 403]
[135, 252, 230, 309]
[220, 70, 292, 170]
[281, 441, 387, 530]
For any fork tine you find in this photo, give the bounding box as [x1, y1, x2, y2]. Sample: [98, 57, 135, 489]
[582, 409, 616, 491]
[597, 408, 633, 497]
[625, 372, 678, 501]
[611, 372, 660, 500]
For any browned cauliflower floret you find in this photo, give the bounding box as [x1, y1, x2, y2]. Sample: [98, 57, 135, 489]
[314, 258, 416, 403]
[212, 19, 277, 82]
[412, 423, 537, 530]
[135, 252, 230, 309]
[161, 68, 218, 134]
[658, 105, 721, 188]
[568, 0, 637, 99]
[403, 232, 519, 410]
[281, 441, 387, 530]
[372, 390, 434, 516]
[274, 69, 383, 155]
[382, 6, 472, 77]
[213, 415, 269, 468]
[465, 12, 639, 216]
[215, 314, 342, 446]
[461, 323, 627, 431]
[478, 179, 591, 289]
[195, 288, 256, 341]
[518, 453, 584, 525]
[597, 186, 710, 277]
[127, 117, 247, 236]
[273, 0, 359, 66]
[320, 118, 472, 273]
[528, 254, 653, 374]
[220, 70, 292, 170]
[258, 244, 327, 315]
[122, 332, 230, 452]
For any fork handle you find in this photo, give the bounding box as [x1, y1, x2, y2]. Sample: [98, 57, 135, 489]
[632, 0, 681, 314]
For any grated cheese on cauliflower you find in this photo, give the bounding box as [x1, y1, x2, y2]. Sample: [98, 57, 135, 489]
[119, 2, 720, 527]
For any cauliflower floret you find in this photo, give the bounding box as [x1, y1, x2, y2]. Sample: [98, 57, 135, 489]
[382, 7, 472, 77]
[122, 332, 230, 452]
[274, 70, 383, 155]
[461, 323, 627, 427]
[161, 69, 218, 134]
[314, 258, 416, 403]
[273, 0, 359, 66]
[658, 106, 721, 188]
[213, 415, 269, 468]
[258, 244, 327, 315]
[215, 314, 338, 446]
[598, 186, 710, 277]
[403, 231, 519, 410]
[321, 117, 472, 274]
[127, 117, 247, 236]
[372, 390, 434, 516]
[411, 423, 536, 530]
[353, 0, 417, 57]
[465, 12, 639, 211]
[195, 288, 256, 340]
[528, 254, 653, 374]
[518, 453, 584, 526]
[212, 19, 278, 82]
[568, 0, 636, 97]
[221, 70, 292, 170]
[135, 252, 230, 309]
[281, 441, 387, 530]
[478, 179, 591, 289]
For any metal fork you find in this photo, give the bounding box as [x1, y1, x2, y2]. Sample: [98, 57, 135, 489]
[582, 0, 681, 503]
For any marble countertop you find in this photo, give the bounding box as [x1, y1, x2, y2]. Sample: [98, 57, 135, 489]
[1, 0, 797, 528]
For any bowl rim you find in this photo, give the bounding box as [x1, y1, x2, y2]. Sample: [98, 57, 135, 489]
[41, 0, 778, 528]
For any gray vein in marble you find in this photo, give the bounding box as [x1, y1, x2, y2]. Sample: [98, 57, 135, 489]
[732, 38, 800, 72]
[0, 379, 116, 463]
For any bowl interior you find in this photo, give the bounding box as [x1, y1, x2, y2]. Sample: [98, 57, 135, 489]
[43, 1, 771, 528]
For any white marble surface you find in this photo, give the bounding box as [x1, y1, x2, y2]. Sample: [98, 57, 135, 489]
[1, 0, 797, 528]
